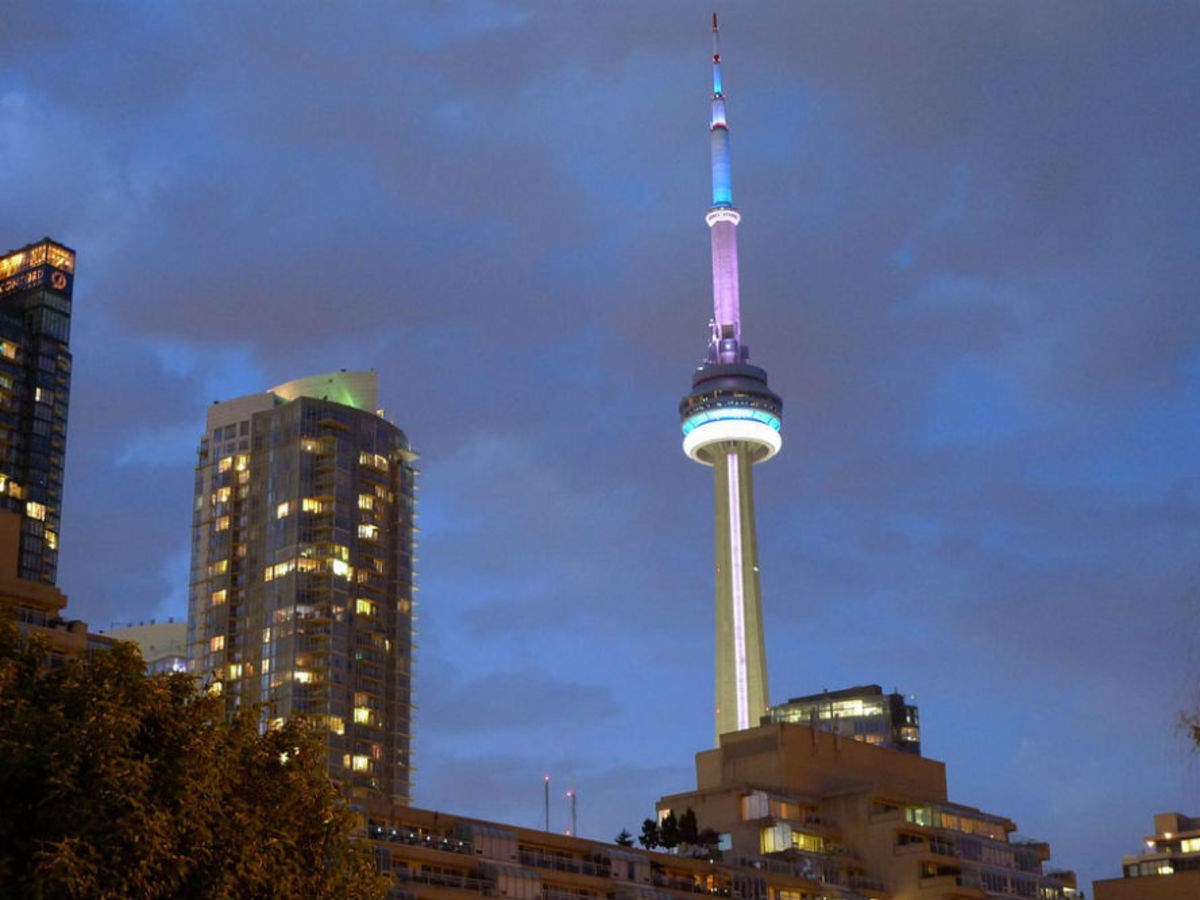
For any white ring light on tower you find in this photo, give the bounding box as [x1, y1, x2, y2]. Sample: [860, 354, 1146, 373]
[705, 208, 742, 227]
[682, 417, 782, 464]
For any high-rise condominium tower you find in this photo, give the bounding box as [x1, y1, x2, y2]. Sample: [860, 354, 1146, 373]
[0, 238, 75, 585]
[188, 370, 417, 806]
[679, 18, 782, 743]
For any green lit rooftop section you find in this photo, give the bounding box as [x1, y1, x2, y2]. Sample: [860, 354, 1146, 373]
[270, 370, 378, 412]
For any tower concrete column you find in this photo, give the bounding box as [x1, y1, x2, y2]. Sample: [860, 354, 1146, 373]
[712, 445, 769, 739]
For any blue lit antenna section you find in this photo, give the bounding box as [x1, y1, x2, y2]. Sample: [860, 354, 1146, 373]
[710, 14, 733, 208]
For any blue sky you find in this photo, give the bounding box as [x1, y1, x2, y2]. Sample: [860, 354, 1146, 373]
[4, 0, 1200, 885]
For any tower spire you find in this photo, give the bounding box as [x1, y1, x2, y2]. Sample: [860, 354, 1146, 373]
[680, 16, 783, 745]
[706, 12, 741, 364]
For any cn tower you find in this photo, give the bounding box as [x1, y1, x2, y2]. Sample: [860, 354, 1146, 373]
[679, 15, 782, 743]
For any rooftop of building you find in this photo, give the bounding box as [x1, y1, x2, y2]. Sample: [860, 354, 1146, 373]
[777, 685, 902, 705]
[0, 237, 75, 276]
[205, 369, 386, 433]
[100, 620, 187, 662]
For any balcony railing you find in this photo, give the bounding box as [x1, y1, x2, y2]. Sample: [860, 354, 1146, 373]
[519, 850, 611, 878]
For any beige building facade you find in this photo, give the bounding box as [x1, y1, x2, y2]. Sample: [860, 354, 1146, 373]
[657, 723, 1075, 900]
[1093, 812, 1200, 900]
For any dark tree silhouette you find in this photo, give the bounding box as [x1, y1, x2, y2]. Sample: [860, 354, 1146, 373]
[0, 622, 387, 898]
[679, 808, 699, 845]
[615, 829, 634, 847]
[659, 811, 680, 849]
[638, 818, 660, 850]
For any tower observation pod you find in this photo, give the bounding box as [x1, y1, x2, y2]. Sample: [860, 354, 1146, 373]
[679, 14, 782, 744]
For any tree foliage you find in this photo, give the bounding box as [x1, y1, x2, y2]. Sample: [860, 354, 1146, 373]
[614, 828, 634, 847]
[0, 622, 387, 899]
[658, 810, 680, 849]
[638, 818, 660, 850]
[678, 808, 699, 845]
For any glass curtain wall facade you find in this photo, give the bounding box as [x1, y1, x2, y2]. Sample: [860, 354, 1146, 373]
[0, 238, 74, 584]
[765, 684, 921, 754]
[188, 372, 416, 807]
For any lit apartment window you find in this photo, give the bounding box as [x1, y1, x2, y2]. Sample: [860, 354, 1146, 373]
[1183, 838, 1200, 854]
[45, 531, 57, 550]
[300, 438, 320, 453]
[262, 627, 271, 643]
[351, 755, 370, 772]
[358, 494, 373, 511]
[214, 516, 230, 531]
[353, 706, 371, 724]
[25, 501, 46, 521]
[228, 663, 242, 680]
[234, 454, 249, 471]
[358, 523, 379, 541]
[328, 716, 345, 735]
[331, 558, 352, 579]
[276, 501, 291, 519]
[358, 452, 389, 470]
[218, 456, 233, 472]
[301, 497, 323, 513]
[210, 589, 227, 605]
[355, 599, 375, 617]
[0, 341, 17, 360]
[210, 635, 225, 652]
[294, 670, 312, 684]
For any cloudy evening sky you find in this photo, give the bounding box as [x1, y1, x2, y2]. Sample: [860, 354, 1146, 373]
[4, 0, 1200, 884]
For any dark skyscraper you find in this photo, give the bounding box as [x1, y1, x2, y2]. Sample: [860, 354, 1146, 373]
[188, 371, 417, 807]
[0, 238, 75, 585]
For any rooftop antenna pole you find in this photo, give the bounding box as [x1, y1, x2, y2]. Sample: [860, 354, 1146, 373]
[566, 790, 577, 837]
[544, 775, 550, 832]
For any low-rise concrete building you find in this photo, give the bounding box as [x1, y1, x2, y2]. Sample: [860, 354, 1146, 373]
[367, 804, 875, 900]
[1093, 812, 1200, 899]
[657, 723, 1074, 900]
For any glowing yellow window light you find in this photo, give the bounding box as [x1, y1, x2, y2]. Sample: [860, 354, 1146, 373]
[210, 589, 227, 605]
[353, 707, 371, 724]
[25, 501, 45, 521]
[210, 635, 225, 652]
[351, 755, 369, 772]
